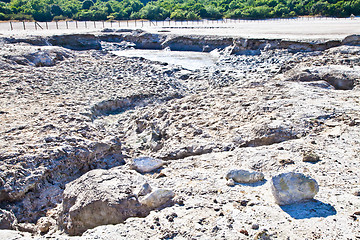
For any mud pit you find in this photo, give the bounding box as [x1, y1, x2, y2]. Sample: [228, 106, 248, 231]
[0, 30, 360, 239]
[112, 49, 219, 70]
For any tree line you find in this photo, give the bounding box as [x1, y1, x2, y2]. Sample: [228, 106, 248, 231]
[0, 0, 359, 22]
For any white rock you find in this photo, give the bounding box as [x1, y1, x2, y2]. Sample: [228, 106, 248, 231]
[131, 157, 165, 173]
[140, 189, 175, 209]
[271, 172, 319, 205]
[225, 169, 264, 183]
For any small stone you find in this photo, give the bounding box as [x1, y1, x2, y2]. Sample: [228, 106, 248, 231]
[252, 223, 260, 230]
[350, 215, 357, 221]
[36, 217, 54, 233]
[156, 172, 167, 179]
[166, 213, 178, 222]
[354, 190, 360, 196]
[240, 229, 249, 236]
[131, 157, 165, 173]
[226, 179, 235, 186]
[225, 169, 264, 183]
[141, 189, 175, 209]
[279, 159, 295, 165]
[354, 211, 360, 215]
[137, 183, 152, 196]
[302, 151, 320, 163]
[254, 230, 271, 240]
[240, 200, 249, 206]
[271, 172, 319, 205]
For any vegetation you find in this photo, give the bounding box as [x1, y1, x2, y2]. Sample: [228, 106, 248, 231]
[0, 0, 359, 21]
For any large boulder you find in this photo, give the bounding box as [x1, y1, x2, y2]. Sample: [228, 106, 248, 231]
[271, 172, 319, 205]
[60, 167, 174, 235]
[342, 34, 360, 46]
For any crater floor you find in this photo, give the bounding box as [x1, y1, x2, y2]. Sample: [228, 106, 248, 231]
[0, 30, 359, 239]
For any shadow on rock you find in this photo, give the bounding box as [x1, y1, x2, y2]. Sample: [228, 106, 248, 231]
[236, 179, 268, 187]
[280, 199, 337, 219]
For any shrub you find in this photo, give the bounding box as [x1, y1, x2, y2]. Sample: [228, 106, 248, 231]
[9, 13, 34, 21]
[53, 15, 67, 21]
[170, 9, 186, 20]
[0, 12, 10, 20]
[186, 11, 200, 20]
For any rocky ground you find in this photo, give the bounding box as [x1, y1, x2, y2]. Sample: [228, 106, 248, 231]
[0, 30, 360, 239]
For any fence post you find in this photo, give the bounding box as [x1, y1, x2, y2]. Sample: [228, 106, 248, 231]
[34, 22, 37, 30]
[127, 20, 129, 27]
[66, 21, 69, 29]
[35, 22, 43, 30]
[46, 22, 48, 29]
[76, 21, 78, 28]
[94, 21, 96, 28]
[135, 20, 137, 27]
[23, 21, 25, 30]
[141, 20, 143, 27]
[56, 21, 59, 29]
[9, 21, 13, 31]
[110, 21, 113, 27]
[85, 21, 87, 28]
[118, 21, 120, 27]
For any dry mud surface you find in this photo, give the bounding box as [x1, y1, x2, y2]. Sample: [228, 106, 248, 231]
[0, 29, 360, 240]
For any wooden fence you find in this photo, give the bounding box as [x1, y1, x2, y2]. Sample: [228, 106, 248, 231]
[1, 17, 350, 32]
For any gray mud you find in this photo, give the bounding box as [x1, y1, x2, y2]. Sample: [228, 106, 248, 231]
[0, 30, 359, 239]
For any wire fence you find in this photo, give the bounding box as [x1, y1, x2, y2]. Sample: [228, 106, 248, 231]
[0, 17, 355, 32]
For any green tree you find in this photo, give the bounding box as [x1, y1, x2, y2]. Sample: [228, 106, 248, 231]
[203, 5, 222, 19]
[139, 4, 169, 20]
[170, 9, 186, 20]
[311, 1, 329, 15]
[51, 4, 63, 16]
[82, 0, 94, 10]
